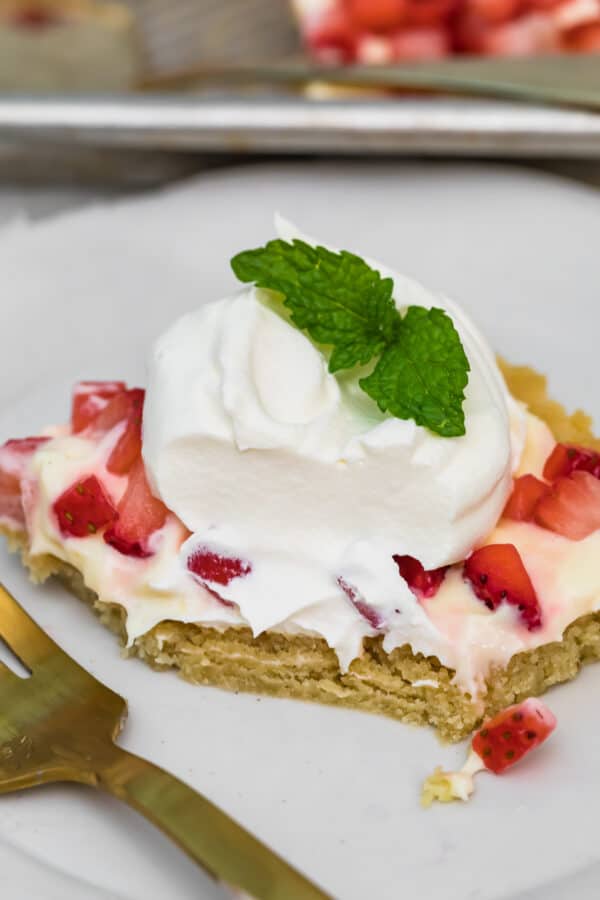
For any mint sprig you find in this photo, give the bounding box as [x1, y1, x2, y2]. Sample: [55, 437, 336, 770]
[231, 239, 398, 373]
[359, 306, 469, 437]
[231, 239, 469, 437]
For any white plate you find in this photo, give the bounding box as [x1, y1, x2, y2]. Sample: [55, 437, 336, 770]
[0, 162, 599, 900]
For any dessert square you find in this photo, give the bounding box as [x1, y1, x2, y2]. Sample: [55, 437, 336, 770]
[2, 219, 599, 746]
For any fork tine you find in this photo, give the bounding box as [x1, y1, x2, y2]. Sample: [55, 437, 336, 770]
[0, 658, 19, 682]
[0, 583, 64, 671]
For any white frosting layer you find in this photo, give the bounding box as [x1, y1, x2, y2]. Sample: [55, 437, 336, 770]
[20, 394, 600, 699]
[142, 219, 524, 663]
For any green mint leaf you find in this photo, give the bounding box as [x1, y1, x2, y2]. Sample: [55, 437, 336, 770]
[359, 306, 470, 437]
[232, 240, 470, 438]
[231, 239, 399, 373]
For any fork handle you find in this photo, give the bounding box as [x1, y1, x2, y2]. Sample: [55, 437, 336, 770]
[96, 744, 329, 900]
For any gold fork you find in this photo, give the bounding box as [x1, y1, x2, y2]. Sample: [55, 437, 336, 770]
[0, 582, 330, 900]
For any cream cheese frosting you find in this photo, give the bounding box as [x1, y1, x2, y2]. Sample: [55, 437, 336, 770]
[20, 368, 600, 698]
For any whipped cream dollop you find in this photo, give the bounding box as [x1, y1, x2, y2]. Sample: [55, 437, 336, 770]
[142, 218, 526, 661]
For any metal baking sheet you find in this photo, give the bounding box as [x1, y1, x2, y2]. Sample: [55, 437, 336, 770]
[2, 0, 600, 180]
[2, 94, 600, 161]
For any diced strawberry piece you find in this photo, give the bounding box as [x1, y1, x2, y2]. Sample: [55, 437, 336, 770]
[93, 390, 133, 432]
[0, 437, 49, 480]
[337, 576, 384, 629]
[306, 7, 359, 62]
[455, 9, 558, 52]
[543, 442, 600, 482]
[393, 554, 447, 598]
[188, 548, 252, 586]
[104, 458, 168, 558]
[534, 471, 600, 541]
[186, 548, 249, 609]
[93, 387, 144, 433]
[453, 10, 491, 50]
[404, 0, 458, 27]
[503, 474, 550, 522]
[53, 475, 117, 538]
[390, 25, 451, 57]
[1, 437, 50, 457]
[345, 0, 407, 30]
[71, 381, 126, 433]
[106, 416, 143, 475]
[563, 20, 600, 49]
[464, 543, 542, 630]
[472, 698, 557, 774]
[483, 12, 559, 53]
[89, 388, 144, 476]
[0, 436, 50, 525]
[525, 0, 563, 8]
[465, 0, 523, 24]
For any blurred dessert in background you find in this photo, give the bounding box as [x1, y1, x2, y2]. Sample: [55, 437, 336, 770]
[292, 0, 600, 62]
[0, 0, 141, 89]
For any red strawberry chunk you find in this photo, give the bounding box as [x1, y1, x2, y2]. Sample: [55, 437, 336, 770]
[404, 0, 458, 27]
[93, 387, 144, 434]
[563, 21, 600, 50]
[91, 388, 144, 476]
[393, 554, 447, 598]
[455, 8, 557, 53]
[337, 576, 384, 629]
[1, 437, 50, 458]
[53, 475, 117, 538]
[503, 474, 550, 522]
[71, 381, 126, 433]
[390, 25, 450, 57]
[535, 471, 600, 541]
[543, 442, 600, 482]
[472, 698, 556, 774]
[345, 0, 407, 30]
[464, 543, 542, 630]
[453, 9, 491, 49]
[104, 458, 168, 558]
[188, 548, 252, 586]
[0, 436, 50, 525]
[465, 0, 523, 24]
[307, 7, 358, 62]
[106, 415, 143, 475]
[487, 13, 558, 53]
